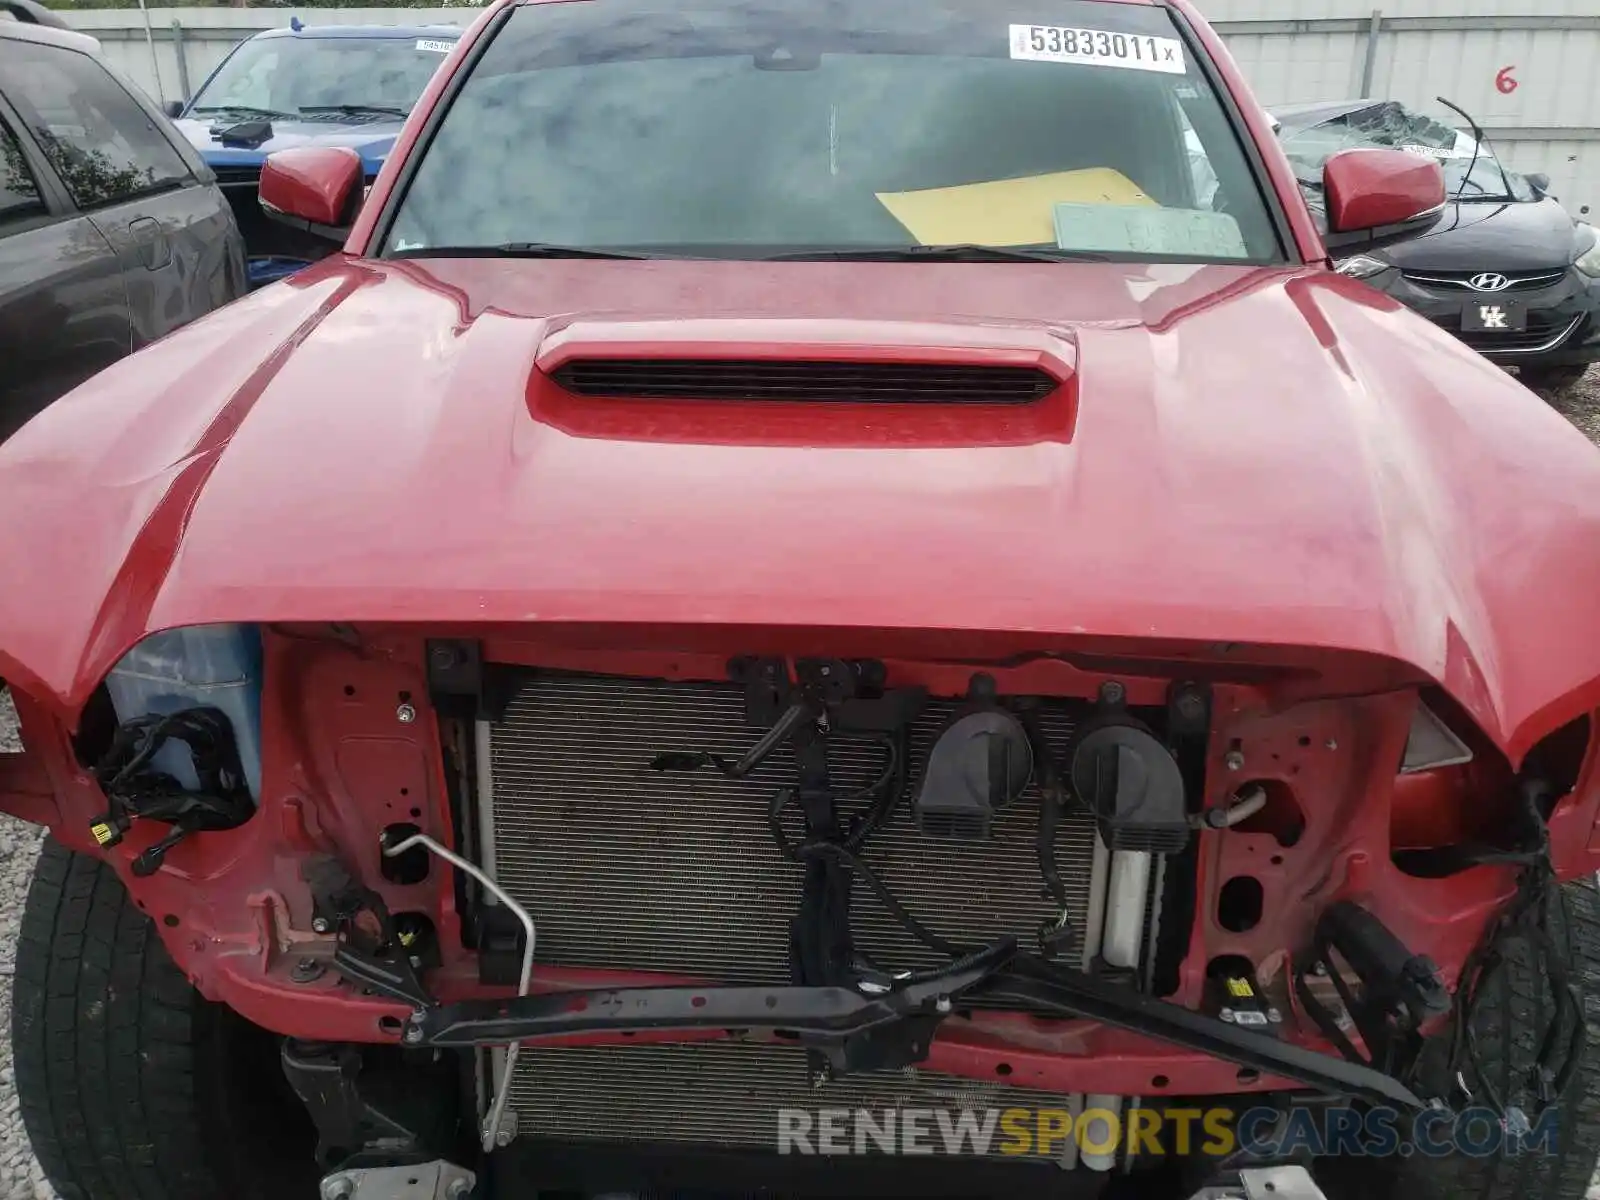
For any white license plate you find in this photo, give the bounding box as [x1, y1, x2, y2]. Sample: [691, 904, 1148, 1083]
[1461, 300, 1528, 333]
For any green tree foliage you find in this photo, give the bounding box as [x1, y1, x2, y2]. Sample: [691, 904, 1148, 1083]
[33, 128, 156, 206]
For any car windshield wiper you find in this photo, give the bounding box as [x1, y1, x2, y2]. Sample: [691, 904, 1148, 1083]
[298, 103, 409, 118]
[192, 104, 295, 120]
[395, 242, 657, 261]
[763, 243, 1110, 263]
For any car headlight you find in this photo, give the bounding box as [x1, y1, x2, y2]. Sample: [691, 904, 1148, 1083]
[1575, 236, 1600, 279]
[1335, 254, 1389, 280]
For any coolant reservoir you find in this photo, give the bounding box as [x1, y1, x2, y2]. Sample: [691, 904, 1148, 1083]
[104, 625, 263, 801]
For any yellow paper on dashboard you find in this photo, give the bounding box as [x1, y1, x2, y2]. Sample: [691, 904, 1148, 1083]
[876, 168, 1155, 247]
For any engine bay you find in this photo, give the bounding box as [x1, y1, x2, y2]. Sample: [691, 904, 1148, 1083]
[7, 625, 1596, 1194]
[475, 657, 1213, 990]
[432, 655, 1427, 1160]
[465, 658, 1206, 1166]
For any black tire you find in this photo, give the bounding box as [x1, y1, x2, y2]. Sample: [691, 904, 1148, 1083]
[1392, 874, 1600, 1200]
[1520, 364, 1590, 397]
[12, 838, 318, 1200]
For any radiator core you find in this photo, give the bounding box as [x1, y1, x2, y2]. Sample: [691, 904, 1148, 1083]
[505, 1041, 1080, 1159]
[481, 671, 1103, 1152]
[484, 672, 1097, 980]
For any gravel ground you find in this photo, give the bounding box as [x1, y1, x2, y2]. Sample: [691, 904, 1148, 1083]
[0, 368, 1596, 1197]
[0, 691, 50, 1200]
[1550, 366, 1600, 443]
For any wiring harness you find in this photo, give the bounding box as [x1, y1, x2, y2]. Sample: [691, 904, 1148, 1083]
[91, 707, 254, 875]
[653, 688, 1045, 986]
[1442, 783, 1585, 1119]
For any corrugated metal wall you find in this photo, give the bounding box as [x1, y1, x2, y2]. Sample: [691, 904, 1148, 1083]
[1202, 3, 1600, 217]
[66, 4, 1600, 218]
[1204, 0, 1597, 15]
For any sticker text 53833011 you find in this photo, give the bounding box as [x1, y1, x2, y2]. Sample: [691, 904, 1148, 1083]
[1009, 24, 1185, 74]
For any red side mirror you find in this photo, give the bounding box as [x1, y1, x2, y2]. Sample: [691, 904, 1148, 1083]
[1323, 148, 1445, 245]
[259, 147, 364, 235]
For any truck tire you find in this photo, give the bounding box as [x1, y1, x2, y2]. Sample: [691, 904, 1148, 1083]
[11, 838, 318, 1200]
[1394, 874, 1600, 1200]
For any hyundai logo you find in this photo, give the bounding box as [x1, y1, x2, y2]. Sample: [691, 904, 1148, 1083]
[1469, 272, 1513, 292]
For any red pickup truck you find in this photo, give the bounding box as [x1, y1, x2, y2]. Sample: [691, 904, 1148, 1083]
[3, 0, 1599, 1197]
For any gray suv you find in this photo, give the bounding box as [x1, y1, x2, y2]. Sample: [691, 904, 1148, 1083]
[0, 1, 246, 441]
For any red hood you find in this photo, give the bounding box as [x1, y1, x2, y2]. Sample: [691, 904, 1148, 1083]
[3, 256, 1599, 760]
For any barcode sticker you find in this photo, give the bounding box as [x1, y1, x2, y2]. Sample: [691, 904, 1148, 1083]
[1009, 24, 1185, 74]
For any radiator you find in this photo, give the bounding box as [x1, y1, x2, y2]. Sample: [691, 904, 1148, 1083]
[505, 1041, 1079, 1158]
[480, 671, 1105, 1153]
[483, 672, 1097, 980]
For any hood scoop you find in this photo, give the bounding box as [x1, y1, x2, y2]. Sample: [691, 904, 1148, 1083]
[548, 358, 1057, 404]
[536, 317, 1074, 406]
[213, 118, 273, 148]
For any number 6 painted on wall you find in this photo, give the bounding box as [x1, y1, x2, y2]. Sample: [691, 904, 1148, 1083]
[1496, 66, 1519, 94]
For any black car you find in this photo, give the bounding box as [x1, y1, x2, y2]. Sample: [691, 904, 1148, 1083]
[1275, 98, 1600, 394]
[0, 1, 246, 442]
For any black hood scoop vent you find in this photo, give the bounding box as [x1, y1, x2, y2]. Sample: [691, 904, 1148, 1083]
[547, 358, 1058, 404]
[213, 118, 273, 149]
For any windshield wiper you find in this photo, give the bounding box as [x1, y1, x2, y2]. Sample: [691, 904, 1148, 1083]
[298, 103, 409, 118]
[192, 104, 295, 120]
[763, 243, 1109, 263]
[396, 242, 657, 261]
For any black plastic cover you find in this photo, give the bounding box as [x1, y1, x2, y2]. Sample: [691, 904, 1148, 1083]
[1069, 714, 1189, 853]
[913, 710, 1032, 840]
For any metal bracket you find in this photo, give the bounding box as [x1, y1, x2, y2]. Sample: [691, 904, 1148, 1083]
[380, 831, 536, 1153]
[1292, 900, 1448, 1076]
[414, 941, 1016, 1071]
[1185, 1165, 1330, 1200]
[283, 1041, 426, 1169]
[986, 957, 1423, 1109]
[408, 946, 1422, 1111]
[481, 1103, 517, 1149]
[303, 854, 432, 1009]
[319, 1161, 476, 1200]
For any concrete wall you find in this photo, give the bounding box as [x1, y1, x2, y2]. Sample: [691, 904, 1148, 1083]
[66, 4, 1600, 217]
[67, 7, 476, 107]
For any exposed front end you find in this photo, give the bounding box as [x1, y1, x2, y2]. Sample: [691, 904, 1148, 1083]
[8, 615, 1595, 1195]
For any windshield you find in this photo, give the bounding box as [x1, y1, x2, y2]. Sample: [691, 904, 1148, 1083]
[384, 0, 1284, 262]
[191, 34, 456, 118]
[1278, 101, 1533, 203]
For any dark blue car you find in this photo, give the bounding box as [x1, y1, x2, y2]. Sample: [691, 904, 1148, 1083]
[173, 22, 459, 287]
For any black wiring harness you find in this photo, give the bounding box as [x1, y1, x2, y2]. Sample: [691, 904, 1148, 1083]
[767, 739, 983, 973]
[91, 707, 254, 875]
[761, 728, 980, 985]
[1299, 779, 1586, 1122]
[1441, 782, 1585, 1118]
[653, 693, 1053, 985]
